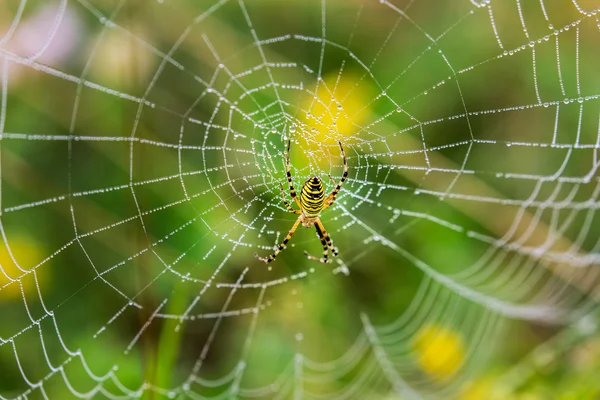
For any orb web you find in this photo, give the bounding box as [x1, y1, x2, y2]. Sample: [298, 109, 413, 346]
[0, 0, 599, 399]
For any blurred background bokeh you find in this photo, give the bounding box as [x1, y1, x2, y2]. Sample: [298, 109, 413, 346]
[1, 0, 600, 399]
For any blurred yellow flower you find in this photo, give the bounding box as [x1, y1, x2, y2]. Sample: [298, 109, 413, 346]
[300, 70, 374, 139]
[295, 71, 374, 168]
[0, 236, 47, 302]
[412, 323, 465, 381]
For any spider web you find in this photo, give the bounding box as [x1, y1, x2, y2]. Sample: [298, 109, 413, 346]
[1, 0, 600, 398]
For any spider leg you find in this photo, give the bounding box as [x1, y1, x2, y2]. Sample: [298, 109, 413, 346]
[323, 141, 348, 210]
[285, 140, 303, 208]
[304, 219, 337, 263]
[280, 183, 301, 214]
[255, 217, 302, 263]
[316, 218, 338, 256]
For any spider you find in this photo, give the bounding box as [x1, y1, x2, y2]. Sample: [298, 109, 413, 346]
[254, 140, 348, 264]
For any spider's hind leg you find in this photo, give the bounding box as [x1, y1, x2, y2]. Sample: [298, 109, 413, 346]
[317, 219, 338, 256]
[304, 220, 337, 263]
[255, 217, 302, 263]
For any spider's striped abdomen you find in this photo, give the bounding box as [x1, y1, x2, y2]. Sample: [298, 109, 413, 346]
[300, 176, 325, 218]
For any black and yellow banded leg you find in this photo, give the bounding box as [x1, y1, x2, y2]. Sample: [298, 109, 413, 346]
[255, 217, 302, 263]
[285, 140, 302, 208]
[304, 221, 330, 263]
[316, 218, 339, 256]
[279, 183, 301, 214]
[323, 141, 348, 210]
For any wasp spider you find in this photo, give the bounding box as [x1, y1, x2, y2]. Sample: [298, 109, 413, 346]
[255, 140, 348, 264]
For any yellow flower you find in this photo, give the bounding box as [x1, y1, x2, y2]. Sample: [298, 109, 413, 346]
[0, 236, 47, 302]
[300, 70, 374, 139]
[294, 71, 374, 168]
[412, 323, 465, 381]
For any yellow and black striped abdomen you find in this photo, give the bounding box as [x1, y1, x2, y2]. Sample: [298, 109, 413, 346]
[300, 176, 325, 217]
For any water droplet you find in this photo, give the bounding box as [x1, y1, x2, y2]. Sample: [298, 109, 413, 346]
[543, 102, 549, 107]
[396, 107, 402, 113]
[528, 41, 535, 47]
[271, 128, 277, 134]
[423, 91, 428, 95]
[578, 97, 584, 103]
[563, 98, 569, 104]
[503, 50, 508, 56]
[548, 24, 554, 29]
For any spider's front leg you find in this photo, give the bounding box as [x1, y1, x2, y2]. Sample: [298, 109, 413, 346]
[326, 175, 337, 207]
[285, 140, 303, 209]
[279, 183, 301, 214]
[323, 141, 348, 210]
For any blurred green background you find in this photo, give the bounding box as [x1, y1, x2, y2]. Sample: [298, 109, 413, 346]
[1, 0, 600, 399]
